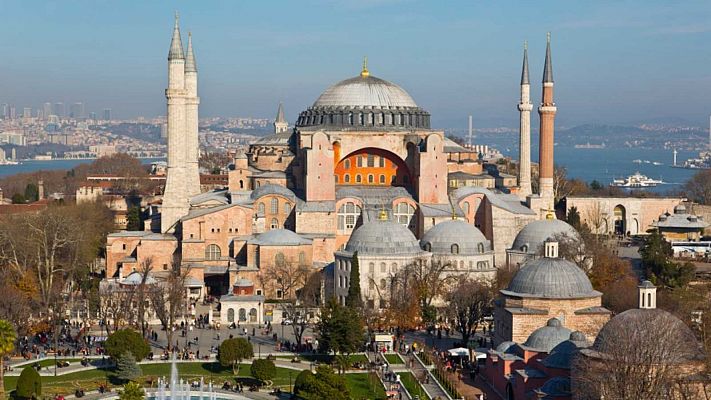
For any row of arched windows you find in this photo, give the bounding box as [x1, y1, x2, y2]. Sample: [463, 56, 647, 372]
[257, 199, 292, 215]
[298, 110, 430, 129]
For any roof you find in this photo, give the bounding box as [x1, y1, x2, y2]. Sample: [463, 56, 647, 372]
[168, 14, 184, 60]
[345, 219, 424, 256]
[220, 294, 265, 302]
[248, 229, 312, 246]
[181, 204, 239, 222]
[275, 102, 286, 123]
[543, 33, 553, 83]
[536, 376, 571, 398]
[419, 203, 462, 218]
[184, 276, 204, 287]
[190, 190, 229, 206]
[313, 74, 418, 108]
[421, 219, 491, 255]
[502, 257, 599, 299]
[522, 318, 571, 353]
[253, 133, 291, 146]
[336, 186, 413, 204]
[185, 32, 197, 73]
[511, 219, 580, 254]
[234, 278, 253, 287]
[652, 206, 708, 229]
[297, 200, 336, 213]
[121, 271, 157, 286]
[442, 137, 473, 153]
[542, 331, 590, 370]
[521, 43, 530, 85]
[251, 184, 296, 202]
[452, 186, 535, 215]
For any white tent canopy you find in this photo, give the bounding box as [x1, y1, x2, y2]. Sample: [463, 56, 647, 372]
[447, 347, 470, 357]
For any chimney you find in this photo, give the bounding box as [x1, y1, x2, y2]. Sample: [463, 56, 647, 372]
[544, 240, 558, 258]
[638, 280, 657, 309]
[38, 180, 44, 200]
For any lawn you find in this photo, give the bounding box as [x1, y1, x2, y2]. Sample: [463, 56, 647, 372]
[14, 358, 84, 369]
[4, 362, 300, 396]
[400, 371, 431, 400]
[384, 353, 403, 364]
[275, 353, 368, 365]
[345, 372, 387, 400]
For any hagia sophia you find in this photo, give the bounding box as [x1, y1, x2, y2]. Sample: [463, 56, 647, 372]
[96, 16, 711, 399]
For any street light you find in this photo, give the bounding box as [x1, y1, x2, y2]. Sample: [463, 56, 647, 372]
[289, 371, 293, 394]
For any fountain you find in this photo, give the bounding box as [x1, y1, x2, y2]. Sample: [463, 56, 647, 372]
[154, 353, 221, 400]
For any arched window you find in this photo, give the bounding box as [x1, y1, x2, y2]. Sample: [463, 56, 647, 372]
[249, 308, 257, 322]
[270, 198, 278, 213]
[227, 308, 235, 323]
[424, 242, 432, 252]
[380, 262, 386, 273]
[356, 175, 362, 183]
[477, 242, 485, 253]
[239, 180, 244, 189]
[344, 174, 350, 183]
[379, 174, 385, 184]
[239, 308, 246, 321]
[367, 154, 375, 167]
[258, 202, 265, 214]
[205, 244, 221, 260]
[348, 112, 353, 125]
[369, 263, 375, 274]
[270, 218, 279, 229]
[337, 202, 362, 231]
[368, 174, 374, 184]
[394, 202, 416, 229]
[284, 202, 291, 215]
[451, 244, 459, 254]
[357, 156, 363, 167]
[299, 251, 306, 265]
[391, 263, 397, 273]
[275, 252, 285, 266]
[344, 159, 351, 169]
[462, 201, 470, 215]
[379, 156, 385, 167]
[521, 244, 529, 253]
[460, 260, 464, 268]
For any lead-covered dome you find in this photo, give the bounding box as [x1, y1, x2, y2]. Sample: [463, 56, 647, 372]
[511, 219, 580, 254]
[501, 257, 598, 299]
[314, 75, 418, 109]
[523, 318, 571, 352]
[345, 219, 424, 256]
[421, 220, 491, 255]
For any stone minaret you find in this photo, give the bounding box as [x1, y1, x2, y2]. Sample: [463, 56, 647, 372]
[638, 280, 657, 309]
[538, 33, 557, 210]
[184, 32, 201, 197]
[162, 14, 199, 232]
[517, 42, 533, 198]
[274, 102, 288, 134]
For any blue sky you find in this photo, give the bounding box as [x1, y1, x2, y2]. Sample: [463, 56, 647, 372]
[1, 0, 710, 128]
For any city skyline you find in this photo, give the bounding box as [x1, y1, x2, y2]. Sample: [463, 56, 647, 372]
[1, 1, 711, 128]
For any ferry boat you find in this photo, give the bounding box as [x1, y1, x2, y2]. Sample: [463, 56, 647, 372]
[610, 172, 664, 188]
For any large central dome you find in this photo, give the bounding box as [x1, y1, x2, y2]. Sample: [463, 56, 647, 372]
[313, 75, 418, 109]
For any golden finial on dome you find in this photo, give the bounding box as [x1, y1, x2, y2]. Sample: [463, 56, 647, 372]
[378, 208, 388, 221]
[361, 56, 369, 77]
[545, 209, 555, 220]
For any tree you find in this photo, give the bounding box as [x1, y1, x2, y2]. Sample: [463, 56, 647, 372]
[250, 359, 276, 386]
[641, 230, 695, 288]
[0, 319, 16, 399]
[105, 329, 150, 361]
[150, 267, 189, 347]
[589, 180, 603, 191]
[282, 271, 321, 348]
[218, 338, 253, 374]
[446, 280, 494, 346]
[126, 206, 142, 231]
[566, 206, 582, 231]
[294, 365, 349, 400]
[115, 352, 142, 382]
[345, 252, 362, 309]
[683, 169, 711, 205]
[317, 298, 363, 357]
[23, 184, 38, 203]
[15, 366, 41, 400]
[118, 381, 145, 400]
[10, 193, 25, 204]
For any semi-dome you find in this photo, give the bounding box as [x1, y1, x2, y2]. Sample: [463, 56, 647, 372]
[421, 220, 491, 255]
[501, 257, 598, 299]
[523, 318, 572, 352]
[511, 218, 580, 254]
[345, 219, 423, 256]
[249, 229, 312, 246]
[592, 308, 704, 363]
[313, 75, 418, 109]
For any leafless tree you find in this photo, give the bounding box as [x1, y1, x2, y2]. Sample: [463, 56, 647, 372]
[134, 257, 154, 338]
[583, 201, 607, 236]
[445, 279, 495, 346]
[575, 309, 706, 399]
[284, 271, 322, 347]
[150, 266, 189, 348]
[400, 258, 456, 312]
[683, 169, 711, 206]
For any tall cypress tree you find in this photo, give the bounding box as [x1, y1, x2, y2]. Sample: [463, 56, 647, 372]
[345, 252, 362, 309]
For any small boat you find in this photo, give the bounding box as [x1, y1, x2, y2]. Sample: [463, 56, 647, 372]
[643, 160, 651, 164]
[610, 172, 664, 188]
[632, 159, 642, 164]
[652, 162, 663, 166]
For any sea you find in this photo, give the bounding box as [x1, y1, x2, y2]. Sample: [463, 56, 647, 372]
[0, 144, 700, 195]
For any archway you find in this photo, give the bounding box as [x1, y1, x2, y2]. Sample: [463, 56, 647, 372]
[613, 205, 626, 235]
[249, 308, 258, 323]
[238, 308, 246, 322]
[334, 147, 411, 188]
[227, 308, 235, 323]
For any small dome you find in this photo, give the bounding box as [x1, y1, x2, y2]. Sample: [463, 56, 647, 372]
[543, 331, 591, 370]
[421, 220, 491, 255]
[502, 257, 598, 299]
[524, 318, 572, 352]
[511, 219, 580, 254]
[674, 204, 687, 214]
[249, 229, 312, 246]
[121, 271, 157, 286]
[496, 341, 516, 353]
[345, 219, 423, 256]
[592, 308, 704, 363]
[313, 75, 418, 109]
[537, 376, 571, 397]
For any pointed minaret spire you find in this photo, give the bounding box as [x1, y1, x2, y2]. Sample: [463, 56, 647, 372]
[185, 32, 197, 72]
[168, 12, 185, 60]
[543, 32, 553, 83]
[521, 41, 530, 85]
[275, 102, 286, 123]
[274, 102, 288, 134]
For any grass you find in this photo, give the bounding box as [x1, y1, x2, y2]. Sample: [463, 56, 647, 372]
[384, 353, 403, 364]
[3, 362, 299, 396]
[345, 372, 387, 400]
[275, 353, 368, 365]
[400, 371, 431, 400]
[16, 358, 84, 368]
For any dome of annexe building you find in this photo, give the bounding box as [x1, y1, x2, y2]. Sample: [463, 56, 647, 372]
[501, 255, 599, 299]
[510, 218, 580, 255]
[344, 217, 425, 257]
[248, 229, 312, 246]
[420, 219, 492, 255]
[542, 331, 591, 370]
[522, 318, 572, 353]
[296, 62, 431, 130]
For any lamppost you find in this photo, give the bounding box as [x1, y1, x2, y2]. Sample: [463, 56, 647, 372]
[289, 371, 293, 394]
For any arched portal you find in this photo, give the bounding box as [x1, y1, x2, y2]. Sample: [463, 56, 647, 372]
[613, 205, 626, 235]
[335, 147, 411, 188]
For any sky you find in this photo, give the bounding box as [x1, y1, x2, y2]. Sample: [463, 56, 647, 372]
[1, 0, 711, 129]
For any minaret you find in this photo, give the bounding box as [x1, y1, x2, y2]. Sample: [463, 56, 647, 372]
[517, 41, 533, 198]
[638, 280, 657, 309]
[274, 102, 288, 134]
[184, 31, 201, 197]
[538, 33, 557, 211]
[162, 13, 189, 233]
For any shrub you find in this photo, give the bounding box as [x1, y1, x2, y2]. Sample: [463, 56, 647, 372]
[118, 381, 145, 400]
[217, 338, 253, 374]
[15, 366, 41, 399]
[250, 359, 276, 385]
[105, 329, 150, 360]
[116, 352, 142, 382]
